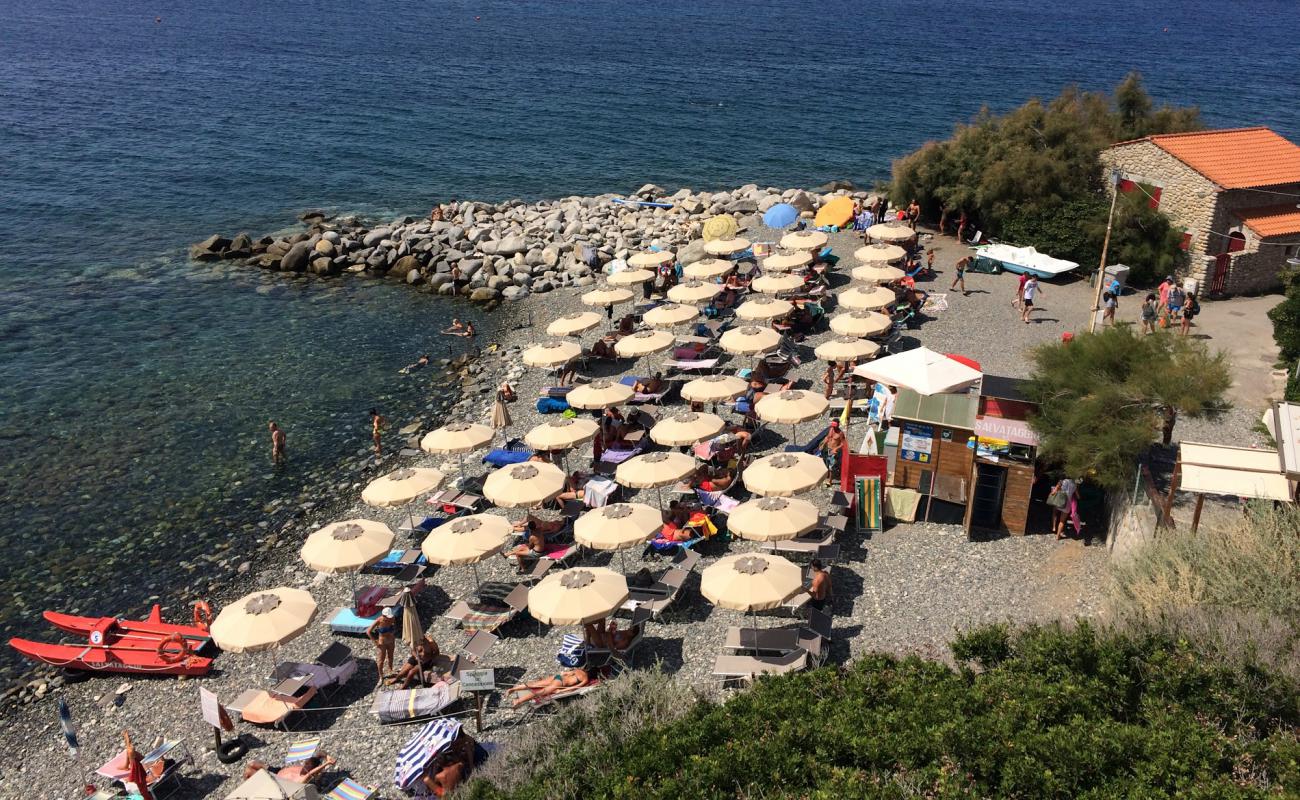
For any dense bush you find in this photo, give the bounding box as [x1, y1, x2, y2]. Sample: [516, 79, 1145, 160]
[467, 623, 1300, 799]
[1267, 269, 1300, 401]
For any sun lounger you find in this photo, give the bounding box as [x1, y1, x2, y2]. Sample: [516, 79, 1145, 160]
[695, 488, 740, 516]
[599, 435, 647, 465]
[96, 739, 190, 798]
[443, 584, 530, 632]
[324, 777, 378, 800]
[239, 675, 318, 730]
[458, 629, 498, 666]
[586, 607, 652, 665]
[284, 737, 321, 765]
[618, 375, 674, 405]
[663, 357, 721, 374]
[371, 679, 462, 724]
[712, 649, 808, 684]
[270, 643, 357, 696]
[369, 548, 427, 574]
[784, 427, 829, 454]
[761, 528, 834, 556]
[622, 567, 689, 618]
[723, 626, 802, 655]
[327, 603, 402, 635]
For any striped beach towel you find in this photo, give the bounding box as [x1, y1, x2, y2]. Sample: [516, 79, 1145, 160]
[460, 607, 514, 632]
[284, 737, 321, 764]
[855, 476, 883, 531]
[394, 718, 462, 790]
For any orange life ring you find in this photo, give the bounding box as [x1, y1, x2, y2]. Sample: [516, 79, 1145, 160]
[193, 600, 213, 632]
[157, 633, 190, 663]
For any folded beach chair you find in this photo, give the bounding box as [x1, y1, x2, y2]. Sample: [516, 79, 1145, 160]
[371, 679, 462, 724]
[443, 583, 530, 633]
[324, 777, 377, 800]
[712, 649, 808, 685]
[482, 438, 533, 467]
[283, 737, 321, 765]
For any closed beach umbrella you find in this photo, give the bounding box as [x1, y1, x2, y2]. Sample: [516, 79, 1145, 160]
[523, 340, 582, 368]
[525, 416, 599, 451]
[628, 250, 675, 269]
[855, 243, 907, 264]
[362, 467, 445, 507]
[547, 311, 602, 337]
[582, 286, 635, 307]
[852, 264, 907, 283]
[608, 268, 655, 286]
[780, 230, 828, 251]
[756, 388, 829, 443]
[814, 196, 855, 228]
[667, 279, 722, 305]
[650, 411, 726, 447]
[421, 514, 512, 566]
[301, 519, 395, 574]
[830, 310, 892, 337]
[421, 422, 494, 455]
[616, 451, 696, 506]
[852, 346, 982, 396]
[210, 587, 317, 653]
[744, 452, 827, 497]
[702, 553, 802, 612]
[720, 325, 780, 355]
[565, 377, 634, 410]
[483, 461, 565, 508]
[643, 303, 700, 328]
[490, 392, 512, 432]
[684, 258, 735, 279]
[615, 328, 675, 358]
[838, 285, 896, 311]
[866, 223, 915, 243]
[528, 567, 629, 625]
[762, 251, 812, 272]
[574, 503, 661, 551]
[704, 237, 750, 256]
[815, 336, 880, 362]
[737, 296, 794, 321]
[397, 587, 423, 652]
[762, 203, 799, 229]
[682, 373, 747, 404]
[701, 215, 738, 242]
[751, 273, 804, 294]
[728, 496, 819, 542]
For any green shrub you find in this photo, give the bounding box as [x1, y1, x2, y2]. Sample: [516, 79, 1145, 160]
[466, 623, 1300, 799]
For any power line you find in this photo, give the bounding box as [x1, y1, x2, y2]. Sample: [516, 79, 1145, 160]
[1120, 178, 1300, 248]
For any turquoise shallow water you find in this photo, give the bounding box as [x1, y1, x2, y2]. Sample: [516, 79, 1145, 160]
[1, 0, 1298, 676]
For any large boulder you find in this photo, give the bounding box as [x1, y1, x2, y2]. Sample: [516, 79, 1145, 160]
[502, 285, 530, 301]
[224, 232, 252, 259]
[469, 287, 501, 303]
[309, 256, 336, 275]
[634, 183, 665, 199]
[495, 235, 528, 256]
[189, 234, 230, 261]
[789, 191, 815, 213]
[725, 198, 757, 214]
[814, 179, 856, 193]
[362, 227, 391, 247]
[391, 254, 422, 277]
[280, 241, 313, 273]
[313, 239, 335, 256]
[676, 238, 708, 265]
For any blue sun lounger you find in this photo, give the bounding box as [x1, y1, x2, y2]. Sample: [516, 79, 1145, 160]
[328, 604, 402, 635]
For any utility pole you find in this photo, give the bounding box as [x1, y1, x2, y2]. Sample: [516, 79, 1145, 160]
[1089, 170, 1121, 334]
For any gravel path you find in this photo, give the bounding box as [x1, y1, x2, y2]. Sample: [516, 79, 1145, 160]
[0, 218, 1117, 799]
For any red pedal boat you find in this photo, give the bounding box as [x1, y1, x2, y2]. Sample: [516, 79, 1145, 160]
[8, 603, 217, 677]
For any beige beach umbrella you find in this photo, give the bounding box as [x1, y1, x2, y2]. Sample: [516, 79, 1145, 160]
[522, 340, 583, 368]
[608, 268, 655, 286]
[525, 416, 599, 452]
[628, 250, 675, 269]
[574, 502, 661, 552]
[643, 302, 700, 328]
[582, 286, 635, 307]
[528, 567, 629, 625]
[701, 215, 738, 242]
[225, 769, 315, 800]
[855, 243, 907, 264]
[852, 264, 907, 283]
[702, 553, 802, 613]
[421, 422, 494, 455]
[681, 373, 747, 404]
[744, 452, 827, 497]
[838, 284, 896, 311]
[720, 324, 780, 356]
[830, 310, 892, 337]
[421, 513, 513, 566]
[815, 335, 881, 362]
[727, 496, 819, 542]
[756, 388, 829, 443]
[762, 251, 813, 272]
[566, 377, 634, 410]
[547, 311, 602, 337]
[667, 279, 721, 305]
[866, 222, 915, 243]
[780, 230, 828, 251]
[650, 410, 726, 447]
[751, 273, 804, 294]
[362, 467, 445, 507]
[737, 296, 794, 321]
[684, 258, 735, 279]
[614, 328, 675, 358]
[300, 519, 395, 574]
[210, 587, 317, 654]
[483, 461, 566, 508]
[704, 237, 750, 256]
[616, 450, 696, 507]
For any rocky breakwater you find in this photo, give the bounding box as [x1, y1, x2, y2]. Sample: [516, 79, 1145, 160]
[188, 181, 871, 303]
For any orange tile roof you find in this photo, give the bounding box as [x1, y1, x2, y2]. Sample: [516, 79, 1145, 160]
[1142, 127, 1300, 189]
[1236, 204, 1300, 238]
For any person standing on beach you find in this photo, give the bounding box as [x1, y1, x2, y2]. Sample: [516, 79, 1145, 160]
[950, 256, 969, 295]
[1102, 291, 1117, 326]
[1180, 293, 1199, 336]
[366, 608, 397, 684]
[906, 199, 921, 231]
[823, 362, 837, 399]
[370, 408, 388, 457]
[269, 421, 286, 465]
[1013, 272, 1029, 310]
[808, 559, 832, 612]
[1021, 276, 1040, 324]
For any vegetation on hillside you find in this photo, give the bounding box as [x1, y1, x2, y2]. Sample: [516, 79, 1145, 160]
[1023, 327, 1230, 490]
[1267, 269, 1300, 400]
[891, 73, 1200, 284]
[467, 623, 1300, 799]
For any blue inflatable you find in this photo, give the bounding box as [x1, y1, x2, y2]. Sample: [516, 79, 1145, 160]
[762, 203, 798, 229]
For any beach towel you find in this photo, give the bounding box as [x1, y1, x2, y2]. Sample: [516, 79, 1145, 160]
[922, 293, 949, 313]
[460, 607, 515, 632]
[855, 476, 883, 531]
[373, 683, 456, 723]
[536, 397, 570, 414]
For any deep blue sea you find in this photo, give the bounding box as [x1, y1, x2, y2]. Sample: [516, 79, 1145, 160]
[1, 0, 1298, 676]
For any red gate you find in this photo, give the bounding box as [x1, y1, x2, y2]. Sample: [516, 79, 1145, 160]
[1210, 252, 1231, 295]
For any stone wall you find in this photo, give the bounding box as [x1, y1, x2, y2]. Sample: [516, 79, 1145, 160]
[1099, 141, 1218, 254]
[1223, 247, 1290, 294]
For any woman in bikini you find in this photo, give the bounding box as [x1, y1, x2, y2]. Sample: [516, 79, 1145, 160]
[505, 668, 590, 708]
[366, 607, 397, 683]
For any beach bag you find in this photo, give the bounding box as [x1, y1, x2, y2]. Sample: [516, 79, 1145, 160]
[628, 568, 655, 589]
[1047, 488, 1068, 510]
[557, 633, 587, 667]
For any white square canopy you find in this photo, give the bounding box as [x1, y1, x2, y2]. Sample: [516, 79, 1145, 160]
[852, 347, 982, 396]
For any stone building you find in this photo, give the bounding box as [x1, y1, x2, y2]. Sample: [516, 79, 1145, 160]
[1099, 127, 1300, 295]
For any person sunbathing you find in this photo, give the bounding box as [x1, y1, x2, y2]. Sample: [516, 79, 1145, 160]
[389, 637, 441, 688]
[552, 471, 588, 508]
[693, 465, 734, 492]
[633, 372, 664, 394]
[589, 339, 617, 360]
[505, 668, 590, 708]
[243, 753, 337, 786]
[584, 618, 640, 652]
